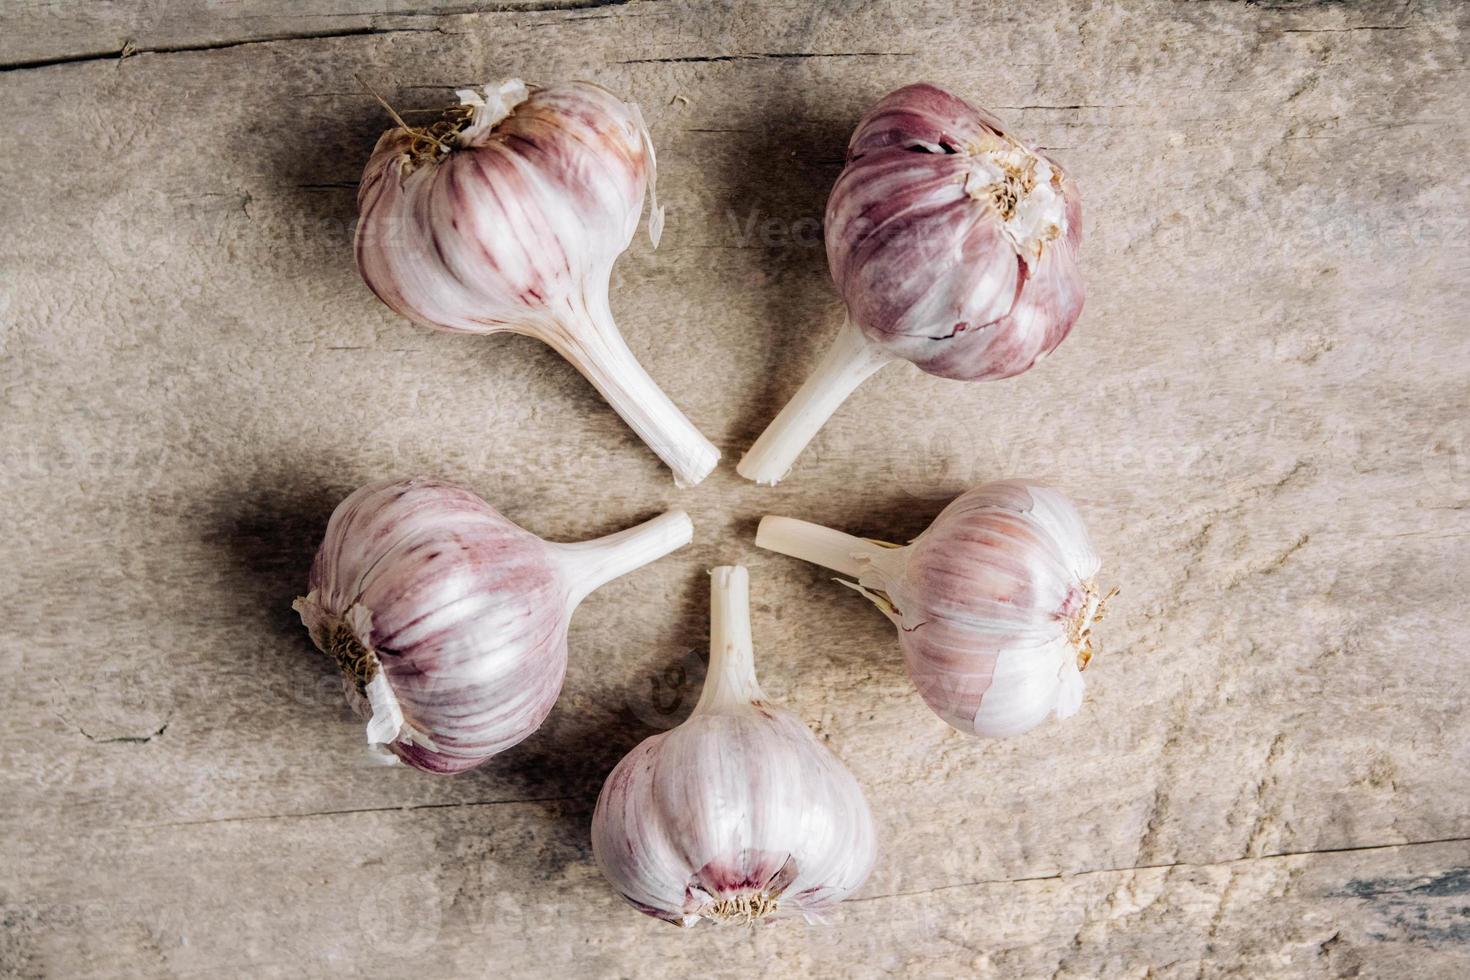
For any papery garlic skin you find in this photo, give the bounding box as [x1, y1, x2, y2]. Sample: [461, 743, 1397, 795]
[592, 567, 876, 926]
[355, 80, 717, 487]
[293, 478, 692, 773]
[828, 83, 1084, 381]
[757, 481, 1107, 737]
[738, 83, 1083, 485]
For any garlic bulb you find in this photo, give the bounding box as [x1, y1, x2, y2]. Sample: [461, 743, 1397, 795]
[355, 80, 718, 487]
[592, 566, 876, 926]
[293, 478, 692, 773]
[756, 481, 1111, 737]
[738, 83, 1084, 484]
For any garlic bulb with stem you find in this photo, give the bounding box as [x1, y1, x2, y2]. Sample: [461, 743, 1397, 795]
[292, 477, 692, 773]
[738, 83, 1084, 484]
[592, 566, 876, 926]
[756, 480, 1112, 737]
[355, 79, 718, 487]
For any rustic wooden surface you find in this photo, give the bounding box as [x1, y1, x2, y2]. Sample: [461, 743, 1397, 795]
[2, 0, 1468, 976]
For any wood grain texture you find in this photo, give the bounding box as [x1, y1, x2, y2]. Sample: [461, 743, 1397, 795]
[2, 0, 1467, 976]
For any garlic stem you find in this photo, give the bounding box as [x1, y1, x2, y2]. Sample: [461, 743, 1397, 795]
[557, 510, 693, 606]
[695, 566, 765, 712]
[542, 286, 719, 488]
[737, 317, 894, 486]
[755, 516, 893, 579]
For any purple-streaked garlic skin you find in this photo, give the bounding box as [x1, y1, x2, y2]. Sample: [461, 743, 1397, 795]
[355, 80, 650, 335]
[293, 478, 692, 773]
[882, 481, 1101, 736]
[826, 83, 1085, 382]
[756, 480, 1106, 737]
[295, 479, 567, 773]
[353, 80, 717, 486]
[736, 84, 1083, 486]
[592, 567, 875, 926]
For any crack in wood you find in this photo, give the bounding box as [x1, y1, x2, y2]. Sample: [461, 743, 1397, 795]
[290, 0, 632, 16]
[851, 834, 1470, 903]
[0, 0, 640, 72]
[995, 104, 1130, 110]
[1270, 25, 1411, 34]
[0, 25, 445, 72]
[76, 721, 170, 744]
[155, 794, 580, 829]
[619, 51, 914, 65]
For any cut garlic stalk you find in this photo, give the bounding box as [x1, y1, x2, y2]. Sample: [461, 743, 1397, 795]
[738, 316, 893, 487]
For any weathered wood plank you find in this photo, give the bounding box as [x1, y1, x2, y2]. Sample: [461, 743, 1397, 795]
[4, 812, 1468, 977]
[2, 0, 1467, 975]
[0, 0, 633, 68]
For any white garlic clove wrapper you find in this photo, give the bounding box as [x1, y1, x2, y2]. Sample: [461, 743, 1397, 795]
[293, 477, 692, 773]
[592, 567, 876, 926]
[757, 480, 1112, 737]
